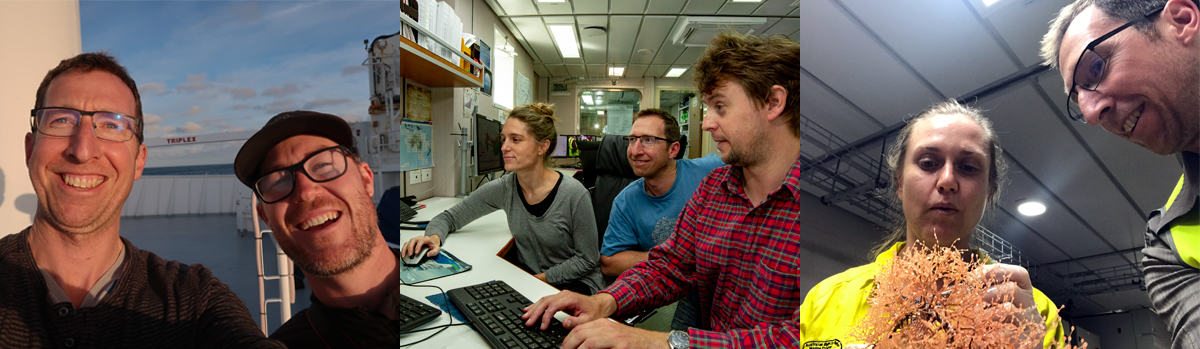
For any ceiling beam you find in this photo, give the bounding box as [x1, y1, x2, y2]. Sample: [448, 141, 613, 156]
[798, 64, 1050, 175]
[1034, 246, 1143, 268]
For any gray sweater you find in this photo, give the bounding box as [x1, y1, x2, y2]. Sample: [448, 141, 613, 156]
[425, 172, 603, 293]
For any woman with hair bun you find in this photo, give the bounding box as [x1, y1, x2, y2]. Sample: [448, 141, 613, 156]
[401, 103, 603, 294]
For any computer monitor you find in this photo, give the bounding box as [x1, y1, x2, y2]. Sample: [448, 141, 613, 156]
[568, 135, 599, 157]
[551, 135, 571, 158]
[475, 114, 504, 175]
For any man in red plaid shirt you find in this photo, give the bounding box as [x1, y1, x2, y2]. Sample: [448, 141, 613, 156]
[521, 31, 802, 349]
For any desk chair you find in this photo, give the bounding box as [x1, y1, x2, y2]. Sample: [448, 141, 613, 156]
[674, 135, 688, 160]
[574, 140, 601, 189]
[590, 135, 638, 240]
[377, 186, 418, 245]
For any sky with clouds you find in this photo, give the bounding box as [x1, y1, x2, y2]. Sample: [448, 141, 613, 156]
[81, 1, 400, 167]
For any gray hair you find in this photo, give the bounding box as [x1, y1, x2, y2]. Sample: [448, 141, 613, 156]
[870, 100, 1009, 257]
[1040, 0, 1190, 68]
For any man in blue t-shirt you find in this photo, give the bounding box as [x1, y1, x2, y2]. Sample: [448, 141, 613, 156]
[600, 108, 723, 277]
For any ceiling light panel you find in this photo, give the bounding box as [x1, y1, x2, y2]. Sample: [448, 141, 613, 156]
[1018, 201, 1047, 216]
[547, 25, 580, 59]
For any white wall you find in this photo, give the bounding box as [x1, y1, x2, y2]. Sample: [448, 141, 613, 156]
[384, 0, 536, 201]
[0, 1, 82, 236]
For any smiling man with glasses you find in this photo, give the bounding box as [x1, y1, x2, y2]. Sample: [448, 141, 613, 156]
[235, 111, 407, 348]
[0, 52, 280, 348]
[602, 108, 723, 330]
[1043, 1, 1200, 347]
[601, 108, 724, 278]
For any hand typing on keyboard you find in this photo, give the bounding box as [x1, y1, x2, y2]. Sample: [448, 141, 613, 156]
[521, 290, 670, 349]
[520, 290, 614, 330]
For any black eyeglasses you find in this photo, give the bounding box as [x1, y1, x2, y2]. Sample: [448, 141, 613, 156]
[31, 107, 143, 142]
[253, 145, 351, 203]
[1066, 6, 1163, 123]
[623, 135, 674, 148]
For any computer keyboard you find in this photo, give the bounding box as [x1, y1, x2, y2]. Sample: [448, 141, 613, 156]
[447, 280, 570, 349]
[396, 292, 443, 334]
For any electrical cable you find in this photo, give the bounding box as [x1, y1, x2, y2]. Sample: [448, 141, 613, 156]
[398, 282, 470, 347]
[402, 322, 472, 334]
[475, 174, 489, 190]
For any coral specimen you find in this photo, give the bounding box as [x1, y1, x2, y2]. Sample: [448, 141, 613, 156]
[850, 242, 1085, 349]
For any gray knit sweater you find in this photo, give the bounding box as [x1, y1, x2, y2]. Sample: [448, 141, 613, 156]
[0, 228, 282, 349]
[425, 172, 603, 293]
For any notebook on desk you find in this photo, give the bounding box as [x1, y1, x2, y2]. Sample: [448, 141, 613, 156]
[399, 249, 472, 284]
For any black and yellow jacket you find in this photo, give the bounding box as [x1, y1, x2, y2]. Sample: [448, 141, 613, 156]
[1142, 151, 1199, 349]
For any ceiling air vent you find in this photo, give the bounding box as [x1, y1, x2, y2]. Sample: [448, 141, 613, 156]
[550, 83, 570, 96]
[670, 16, 767, 47]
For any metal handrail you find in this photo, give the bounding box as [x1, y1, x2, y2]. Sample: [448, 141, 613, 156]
[253, 195, 295, 335]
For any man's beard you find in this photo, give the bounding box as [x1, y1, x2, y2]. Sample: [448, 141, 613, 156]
[278, 192, 378, 278]
[722, 128, 770, 168]
[1155, 53, 1200, 155]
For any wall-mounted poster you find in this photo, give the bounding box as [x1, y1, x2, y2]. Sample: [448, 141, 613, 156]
[405, 82, 432, 123]
[464, 88, 478, 122]
[515, 72, 532, 107]
[478, 39, 491, 71]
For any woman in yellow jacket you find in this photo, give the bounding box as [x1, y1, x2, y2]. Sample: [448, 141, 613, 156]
[797, 101, 1064, 349]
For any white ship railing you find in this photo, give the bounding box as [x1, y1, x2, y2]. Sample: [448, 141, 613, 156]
[251, 195, 295, 334]
[122, 175, 251, 217]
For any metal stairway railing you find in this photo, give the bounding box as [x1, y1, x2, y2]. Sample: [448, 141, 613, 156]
[252, 195, 296, 335]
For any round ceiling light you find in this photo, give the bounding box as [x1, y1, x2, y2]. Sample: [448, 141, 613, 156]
[1017, 200, 1046, 216]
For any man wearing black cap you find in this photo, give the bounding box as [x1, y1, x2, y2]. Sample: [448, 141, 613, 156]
[234, 110, 405, 348]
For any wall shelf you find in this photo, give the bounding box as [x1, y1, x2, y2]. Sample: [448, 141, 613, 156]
[366, 34, 482, 89]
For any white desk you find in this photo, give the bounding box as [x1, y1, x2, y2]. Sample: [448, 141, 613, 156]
[399, 197, 567, 348]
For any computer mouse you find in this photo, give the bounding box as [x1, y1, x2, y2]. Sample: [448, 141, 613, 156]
[403, 247, 431, 266]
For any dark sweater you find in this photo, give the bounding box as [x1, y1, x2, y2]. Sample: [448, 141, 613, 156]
[269, 248, 405, 349]
[0, 228, 283, 349]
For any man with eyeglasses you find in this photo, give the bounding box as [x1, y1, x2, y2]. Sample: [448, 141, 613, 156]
[601, 109, 723, 280]
[600, 109, 722, 330]
[234, 111, 404, 348]
[1043, 0, 1199, 347]
[522, 31, 802, 348]
[0, 52, 280, 348]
